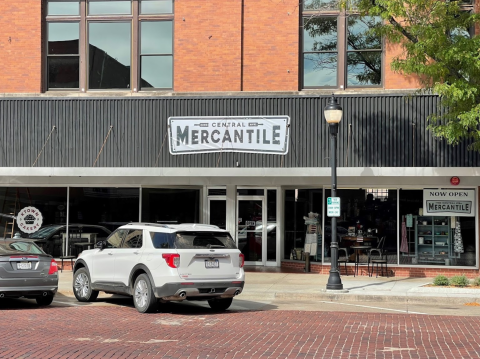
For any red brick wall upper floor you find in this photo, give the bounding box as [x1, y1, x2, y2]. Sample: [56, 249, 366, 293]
[0, 0, 437, 94]
[0, 0, 43, 93]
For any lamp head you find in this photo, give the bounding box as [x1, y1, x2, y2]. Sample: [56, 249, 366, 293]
[324, 94, 343, 124]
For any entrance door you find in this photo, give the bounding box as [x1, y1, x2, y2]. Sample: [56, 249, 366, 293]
[237, 196, 265, 265]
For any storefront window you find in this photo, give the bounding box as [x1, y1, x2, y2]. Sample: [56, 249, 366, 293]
[141, 188, 200, 224]
[284, 189, 322, 261]
[324, 188, 397, 264]
[267, 189, 277, 262]
[0, 187, 68, 255]
[399, 189, 476, 267]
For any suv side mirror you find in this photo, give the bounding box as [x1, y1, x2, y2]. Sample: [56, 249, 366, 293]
[96, 240, 106, 250]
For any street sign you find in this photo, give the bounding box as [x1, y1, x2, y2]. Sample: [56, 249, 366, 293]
[327, 197, 341, 217]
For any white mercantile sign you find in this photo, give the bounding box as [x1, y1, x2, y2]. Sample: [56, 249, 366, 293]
[168, 116, 290, 155]
[423, 189, 475, 217]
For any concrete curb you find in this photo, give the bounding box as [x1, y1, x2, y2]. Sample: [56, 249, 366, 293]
[237, 292, 480, 305]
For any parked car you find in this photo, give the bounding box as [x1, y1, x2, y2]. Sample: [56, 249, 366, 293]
[28, 224, 112, 256]
[72, 223, 245, 313]
[0, 239, 58, 305]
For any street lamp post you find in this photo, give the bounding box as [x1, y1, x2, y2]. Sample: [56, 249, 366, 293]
[325, 94, 344, 291]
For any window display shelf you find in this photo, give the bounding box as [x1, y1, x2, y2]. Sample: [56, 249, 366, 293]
[414, 216, 452, 265]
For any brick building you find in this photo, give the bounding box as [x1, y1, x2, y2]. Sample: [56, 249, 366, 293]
[0, 0, 479, 278]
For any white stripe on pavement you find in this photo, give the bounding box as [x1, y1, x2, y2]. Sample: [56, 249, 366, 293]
[319, 301, 428, 315]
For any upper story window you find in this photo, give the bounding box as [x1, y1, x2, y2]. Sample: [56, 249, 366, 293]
[46, 0, 173, 92]
[302, 0, 383, 89]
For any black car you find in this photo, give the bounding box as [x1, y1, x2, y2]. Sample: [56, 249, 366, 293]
[28, 224, 112, 256]
[0, 239, 58, 305]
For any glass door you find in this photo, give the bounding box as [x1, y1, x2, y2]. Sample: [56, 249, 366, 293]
[208, 199, 226, 230]
[237, 196, 265, 265]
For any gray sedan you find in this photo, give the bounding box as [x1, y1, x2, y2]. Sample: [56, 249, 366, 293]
[0, 240, 58, 305]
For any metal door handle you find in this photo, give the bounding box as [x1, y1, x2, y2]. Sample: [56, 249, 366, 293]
[133, 251, 140, 255]
[108, 252, 113, 255]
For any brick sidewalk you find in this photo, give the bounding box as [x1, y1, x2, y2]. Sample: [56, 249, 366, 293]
[1, 305, 479, 358]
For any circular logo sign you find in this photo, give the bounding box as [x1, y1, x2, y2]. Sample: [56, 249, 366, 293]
[450, 176, 460, 186]
[16, 206, 43, 234]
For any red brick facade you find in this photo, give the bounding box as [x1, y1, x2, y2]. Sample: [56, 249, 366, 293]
[241, 0, 299, 91]
[0, 0, 432, 94]
[0, 0, 42, 93]
[174, 0, 242, 92]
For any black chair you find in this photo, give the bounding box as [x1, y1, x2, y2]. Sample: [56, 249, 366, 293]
[369, 250, 388, 277]
[367, 237, 384, 272]
[367, 236, 388, 277]
[337, 248, 349, 276]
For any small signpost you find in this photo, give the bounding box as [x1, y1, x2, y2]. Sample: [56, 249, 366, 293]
[327, 197, 340, 217]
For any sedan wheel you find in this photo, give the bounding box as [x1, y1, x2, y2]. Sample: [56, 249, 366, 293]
[36, 294, 54, 306]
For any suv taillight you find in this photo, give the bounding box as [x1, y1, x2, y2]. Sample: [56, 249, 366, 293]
[48, 259, 58, 275]
[162, 253, 180, 268]
[239, 253, 245, 268]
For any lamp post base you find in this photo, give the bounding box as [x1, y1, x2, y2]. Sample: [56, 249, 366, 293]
[326, 270, 344, 290]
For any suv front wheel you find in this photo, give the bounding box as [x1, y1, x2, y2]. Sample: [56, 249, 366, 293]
[133, 274, 157, 313]
[73, 268, 99, 302]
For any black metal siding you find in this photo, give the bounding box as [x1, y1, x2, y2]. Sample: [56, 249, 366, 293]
[0, 94, 477, 168]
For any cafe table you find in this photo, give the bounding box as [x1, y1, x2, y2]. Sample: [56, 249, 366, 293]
[342, 235, 377, 243]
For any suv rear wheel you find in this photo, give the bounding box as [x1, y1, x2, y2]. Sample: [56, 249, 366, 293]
[133, 274, 157, 313]
[208, 297, 233, 311]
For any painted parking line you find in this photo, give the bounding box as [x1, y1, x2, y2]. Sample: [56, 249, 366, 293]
[318, 301, 428, 315]
[53, 300, 83, 306]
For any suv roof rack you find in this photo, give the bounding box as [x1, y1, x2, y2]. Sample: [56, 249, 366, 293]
[125, 222, 221, 230]
[126, 222, 172, 228]
[177, 223, 221, 229]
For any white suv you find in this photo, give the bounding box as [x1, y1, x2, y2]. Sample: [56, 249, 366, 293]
[72, 223, 245, 313]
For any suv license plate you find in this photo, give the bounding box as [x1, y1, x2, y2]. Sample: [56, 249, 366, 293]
[205, 260, 219, 269]
[17, 262, 31, 270]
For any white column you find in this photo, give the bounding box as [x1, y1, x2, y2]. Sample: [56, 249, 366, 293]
[226, 185, 237, 240]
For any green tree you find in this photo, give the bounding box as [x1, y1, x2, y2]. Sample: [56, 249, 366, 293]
[354, 0, 480, 149]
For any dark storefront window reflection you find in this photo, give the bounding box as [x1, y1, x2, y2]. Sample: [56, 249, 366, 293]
[69, 187, 139, 232]
[284, 189, 322, 261]
[141, 188, 200, 224]
[0, 187, 67, 255]
[267, 190, 277, 262]
[324, 188, 397, 264]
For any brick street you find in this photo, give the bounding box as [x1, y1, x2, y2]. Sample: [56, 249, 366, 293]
[1, 301, 480, 359]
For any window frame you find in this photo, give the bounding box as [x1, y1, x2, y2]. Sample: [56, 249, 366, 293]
[301, 6, 384, 89]
[45, 0, 174, 92]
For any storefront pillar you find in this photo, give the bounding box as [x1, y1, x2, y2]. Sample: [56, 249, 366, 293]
[226, 185, 237, 239]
